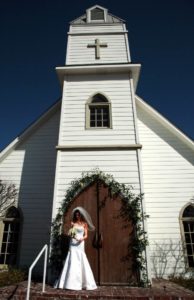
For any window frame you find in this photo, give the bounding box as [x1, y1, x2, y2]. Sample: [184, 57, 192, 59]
[85, 93, 112, 129]
[90, 8, 105, 22]
[180, 203, 194, 269]
[86, 6, 107, 23]
[0, 207, 20, 266]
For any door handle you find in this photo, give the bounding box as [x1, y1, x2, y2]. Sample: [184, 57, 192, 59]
[92, 232, 103, 248]
[92, 232, 98, 248]
[98, 233, 103, 248]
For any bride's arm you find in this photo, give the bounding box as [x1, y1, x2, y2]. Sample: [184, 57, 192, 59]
[79, 223, 88, 242]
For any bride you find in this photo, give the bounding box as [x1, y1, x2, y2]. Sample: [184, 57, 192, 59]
[55, 206, 97, 290]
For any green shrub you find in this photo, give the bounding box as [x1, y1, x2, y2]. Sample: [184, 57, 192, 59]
[0, 267, 27, 287]
[169, 275, 194, 291]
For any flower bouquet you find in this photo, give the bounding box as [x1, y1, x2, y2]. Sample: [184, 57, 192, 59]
[68, 227, 77, 238]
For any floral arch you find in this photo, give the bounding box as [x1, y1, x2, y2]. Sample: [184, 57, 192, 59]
[50, 169, 149, 286]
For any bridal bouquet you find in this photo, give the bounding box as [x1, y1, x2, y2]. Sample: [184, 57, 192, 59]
[68, 227, 77, 238]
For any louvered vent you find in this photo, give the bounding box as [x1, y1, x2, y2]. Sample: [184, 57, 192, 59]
[91, 8, 104, 20]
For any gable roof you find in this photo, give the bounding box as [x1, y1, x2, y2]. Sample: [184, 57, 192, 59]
[0, 96, 193, 163]
[136, 95, 194, 151]
[0, 100, 61, 163]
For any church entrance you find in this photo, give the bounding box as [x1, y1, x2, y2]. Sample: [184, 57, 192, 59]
[64, 180, 138, 285]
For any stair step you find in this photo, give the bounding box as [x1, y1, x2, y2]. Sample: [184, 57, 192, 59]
[0, 280, 194, 300]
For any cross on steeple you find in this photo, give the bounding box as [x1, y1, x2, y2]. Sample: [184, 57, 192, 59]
[87, 39, 108, 59]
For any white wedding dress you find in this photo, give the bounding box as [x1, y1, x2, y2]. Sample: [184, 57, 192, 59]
[55, 225, 97, 290]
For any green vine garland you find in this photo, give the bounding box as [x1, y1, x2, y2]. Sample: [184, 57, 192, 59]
[50, 169, 149, 287]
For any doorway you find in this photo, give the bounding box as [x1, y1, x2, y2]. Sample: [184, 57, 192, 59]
[64, 180, 138, 285]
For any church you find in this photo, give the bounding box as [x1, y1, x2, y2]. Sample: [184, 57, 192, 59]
[0, 5, 194, 285]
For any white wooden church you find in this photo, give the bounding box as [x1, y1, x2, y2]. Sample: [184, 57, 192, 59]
[0, 5, 194, 284]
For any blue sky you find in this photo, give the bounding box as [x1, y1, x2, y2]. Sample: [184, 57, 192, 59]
[0, 0, 193, 151]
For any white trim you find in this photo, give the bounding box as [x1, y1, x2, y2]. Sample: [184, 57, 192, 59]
[67, 31, 128, 36]
[86, 91, 111, 104]
[71, 23, 125, 27]
[129, 75, 152, 282]
[123, 24, 131, 62]
[179, 201, 194, 219]
[51, 151, 61, 221]
[58, 79, 67, 145]
[56, 64, 141, 91]
[65, 34, 71, 65]
[136, 95, 194, 151]
[130, 76, 139, 144]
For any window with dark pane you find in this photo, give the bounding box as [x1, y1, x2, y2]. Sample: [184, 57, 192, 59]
[0, 207, 20, 265]
[91, 8, 104, 21]
[88, 94, 110, 128]
[182, 205, 194, 268]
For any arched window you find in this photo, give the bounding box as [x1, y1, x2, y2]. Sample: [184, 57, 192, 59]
[86, 93, 112, 129]
[0, 207, 20, 265]
[180, 204, 194, 268]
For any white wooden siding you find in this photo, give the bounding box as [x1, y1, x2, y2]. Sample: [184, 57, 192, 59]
[53, 150, 141, 216]
[137, 104, 194, 276]
[70, 24, 124, 33]
[0, 110, 60, 267]
[58, 74, 136, 146]
[66, 34, 128, 65]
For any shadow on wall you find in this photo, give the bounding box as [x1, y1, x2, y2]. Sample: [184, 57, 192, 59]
[16, 108, 60, 271]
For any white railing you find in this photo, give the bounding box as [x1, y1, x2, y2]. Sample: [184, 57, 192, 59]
[26, 244, 48, 300]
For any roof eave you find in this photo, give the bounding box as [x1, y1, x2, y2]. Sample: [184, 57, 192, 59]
[0, 100, 61, 162]
[56, 63, 141, 91]
[136, 95, 194, 151]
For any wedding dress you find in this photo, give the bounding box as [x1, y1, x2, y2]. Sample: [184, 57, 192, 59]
[55, 225, 97, 290]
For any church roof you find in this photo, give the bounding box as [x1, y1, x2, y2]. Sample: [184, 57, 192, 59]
[136, 95, 194, 151]
[70, 5, 125, 24]
[0, 96, 193, 163]
[0, 100, 61, 162]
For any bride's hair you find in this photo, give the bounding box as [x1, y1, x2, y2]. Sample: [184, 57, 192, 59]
[72, 209, 85, 222]
[71, 207, 95, 231]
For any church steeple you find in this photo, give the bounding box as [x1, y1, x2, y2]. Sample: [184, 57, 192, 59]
[71, 5, 124, 24]
[65, 5, 131, 65]
[53, 5, 149, 285]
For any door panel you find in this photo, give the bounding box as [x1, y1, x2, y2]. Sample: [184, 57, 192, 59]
[64, 180, 136, 285]
[98, 181, 135, 284]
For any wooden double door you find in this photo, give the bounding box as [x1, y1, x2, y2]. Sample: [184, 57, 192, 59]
[64, 180, 137, 285]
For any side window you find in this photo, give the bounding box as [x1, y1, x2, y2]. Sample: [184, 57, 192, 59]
[86, 93, 112, 129]
[0, 207, 20, 265]
[181, 204, 194, 268]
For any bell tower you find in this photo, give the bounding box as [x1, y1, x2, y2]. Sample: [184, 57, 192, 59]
[64, 5, 131, 65]
[52, 5, 150, 284]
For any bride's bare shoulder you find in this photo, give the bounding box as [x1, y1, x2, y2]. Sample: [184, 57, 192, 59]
[83, 222, 88, 228]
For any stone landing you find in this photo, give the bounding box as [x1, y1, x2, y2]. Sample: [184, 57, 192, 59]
[0, 279, 194, 299]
